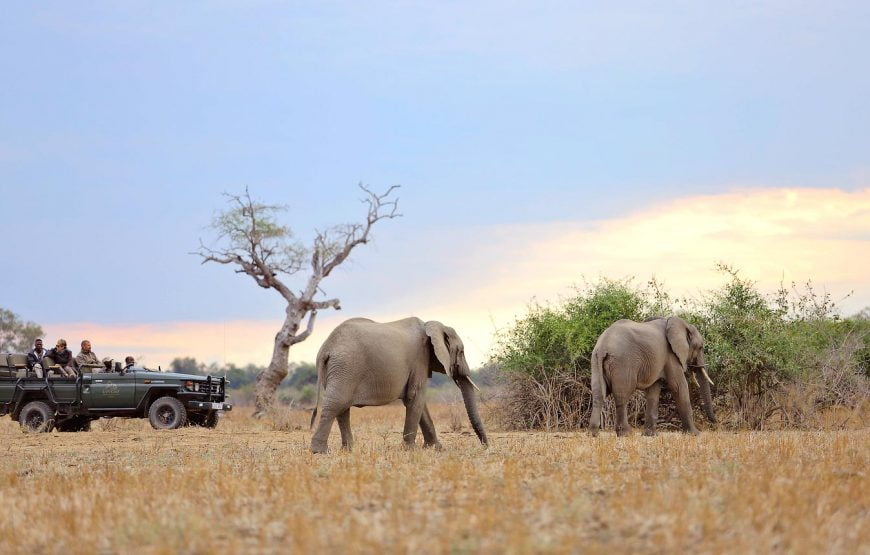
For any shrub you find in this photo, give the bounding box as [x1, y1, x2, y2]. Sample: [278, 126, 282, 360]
[494, 279, 666, 430]
[494, 267, 869, 431]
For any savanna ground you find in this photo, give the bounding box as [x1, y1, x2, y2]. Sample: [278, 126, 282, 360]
[0, 404, 867, 554]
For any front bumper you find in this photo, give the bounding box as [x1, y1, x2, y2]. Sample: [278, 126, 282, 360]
[187, 401, 233, 411]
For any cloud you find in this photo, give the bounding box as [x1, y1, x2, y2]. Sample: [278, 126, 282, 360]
[43, 187, 870, 370]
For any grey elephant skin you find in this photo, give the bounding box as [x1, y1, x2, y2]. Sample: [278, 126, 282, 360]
[309, 317, 488, 453]
[589, 316, 716, 437]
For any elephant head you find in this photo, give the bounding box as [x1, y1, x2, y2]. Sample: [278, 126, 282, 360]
[424, 321, 488, 446]
[665, 317, 716, 424]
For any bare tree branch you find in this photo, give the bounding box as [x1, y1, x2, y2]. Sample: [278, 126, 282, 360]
[318, 184, 402, 278]
[286, 310, 318, 347]
[192, 184, 401, 415]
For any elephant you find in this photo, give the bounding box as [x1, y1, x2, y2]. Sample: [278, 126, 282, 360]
[309, 317, 488, 453]
[588, 316, 716, 437]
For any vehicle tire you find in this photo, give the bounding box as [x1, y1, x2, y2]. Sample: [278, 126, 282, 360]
[148, 396, 188, 430]
[57, 417, 92, 432]
[19, 401, 56, 433]
[188, 411, 219, 428]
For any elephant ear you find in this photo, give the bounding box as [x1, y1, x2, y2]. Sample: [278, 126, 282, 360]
[665, 317, 690, 372]
[425, 321, 453, 378]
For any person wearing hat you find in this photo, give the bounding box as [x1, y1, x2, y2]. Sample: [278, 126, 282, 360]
[47, 339, 76, 377]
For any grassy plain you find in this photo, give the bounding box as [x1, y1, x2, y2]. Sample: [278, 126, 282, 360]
[0, 404, 867, 554]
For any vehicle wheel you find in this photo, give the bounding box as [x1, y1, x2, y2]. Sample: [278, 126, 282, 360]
[188, 411, 219, 428]
[19, 401, 56, 433]
[57, 417, 92, 432]
[148, 396, 188, 430]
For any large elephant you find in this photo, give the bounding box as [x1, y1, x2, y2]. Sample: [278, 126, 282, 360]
[309, 317, 488, 453]
[588, 316, 716, 437]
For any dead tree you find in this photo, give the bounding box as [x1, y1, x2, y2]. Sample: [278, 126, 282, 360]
[194, 184, 400, 416]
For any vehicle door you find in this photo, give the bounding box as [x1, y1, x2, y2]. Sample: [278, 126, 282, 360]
[83, 372, 136, 409]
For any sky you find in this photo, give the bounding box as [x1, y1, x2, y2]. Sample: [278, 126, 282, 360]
[1, 2, 868, 368]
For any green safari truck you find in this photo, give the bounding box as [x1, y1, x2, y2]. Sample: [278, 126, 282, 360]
[0, 353, 232, 432]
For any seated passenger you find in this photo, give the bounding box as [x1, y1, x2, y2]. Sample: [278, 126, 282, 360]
[47, 339, 77, 377]
[27, 339, 47, 378]
[75, 340, 100, 369]
[124, 356, 135, 370]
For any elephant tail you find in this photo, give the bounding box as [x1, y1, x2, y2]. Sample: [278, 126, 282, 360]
[589, 348, 608, 434]
[309, 353, 327, 431]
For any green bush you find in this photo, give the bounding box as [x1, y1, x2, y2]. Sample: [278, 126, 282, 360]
[494, 279, 667, 430]
[495, 267, 869, 431]
[496, 278, 650, 381]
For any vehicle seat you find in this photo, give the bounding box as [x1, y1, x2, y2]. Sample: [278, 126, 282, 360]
[7, 353, 27, 369]
[0, 354, 13, 377]
[42, 356, 61, 373]
[79, 364, 103, 374]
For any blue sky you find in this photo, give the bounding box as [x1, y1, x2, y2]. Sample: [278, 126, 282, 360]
[2, 3, 868, 366]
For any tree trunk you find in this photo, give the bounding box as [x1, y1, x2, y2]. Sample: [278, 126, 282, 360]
[253, 310, 303, 417]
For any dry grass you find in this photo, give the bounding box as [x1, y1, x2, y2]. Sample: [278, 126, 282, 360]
[0, 404, 867, 554]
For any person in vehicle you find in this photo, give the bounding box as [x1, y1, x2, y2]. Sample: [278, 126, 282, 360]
[124, 356, 135, 370]
[47, 339, 76, 377]
[75, 340, 100, 369]
[27, 338, 47, 378]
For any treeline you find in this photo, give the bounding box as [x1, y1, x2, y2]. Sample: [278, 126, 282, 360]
[167, 358, 318, 406]
[494, 265, 869, 430]
[168, 357, 502, 407]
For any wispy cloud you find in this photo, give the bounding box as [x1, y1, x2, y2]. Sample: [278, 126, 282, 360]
[43, 187, 870, 369]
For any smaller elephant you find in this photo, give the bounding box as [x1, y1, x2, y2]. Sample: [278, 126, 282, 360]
[589, 316, 716, 437]
[309, 317, 488, 453]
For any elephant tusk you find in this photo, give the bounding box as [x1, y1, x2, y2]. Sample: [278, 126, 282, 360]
[690, 372, 700, 388]
[465, 376, 482, 392]
[701, 367, 714, 386]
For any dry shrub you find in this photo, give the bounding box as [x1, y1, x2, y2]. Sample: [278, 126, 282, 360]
[770, 332, 870, 429]
[495, 368, 695, 431]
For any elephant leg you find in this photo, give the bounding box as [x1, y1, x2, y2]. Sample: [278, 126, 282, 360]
[419, 404, 442, 449]
[402, 389, 427, 448]
[337, 408, 353, 450]
[310, 397, 348, 453]
[643, 381, 662, 437]
[611, 379, 635, 437]
[613, 396, 631, 437]
[666, 372, 699, 435]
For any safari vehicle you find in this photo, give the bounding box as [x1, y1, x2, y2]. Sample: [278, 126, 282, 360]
[0, 353, 232, 432]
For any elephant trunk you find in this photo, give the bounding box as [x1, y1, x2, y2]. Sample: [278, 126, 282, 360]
[694, 368, 717, 424]
[458, 377, 488, 446]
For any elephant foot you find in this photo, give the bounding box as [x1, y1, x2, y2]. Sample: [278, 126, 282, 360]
[588, 428, 600, 438]
[615, 428, 632, 438]
[340, 444, 353, 452]
[310, 441, 329, 454]
[642, 429, 656, 437]
[423, 441, 443, 451]
[402, 441, 418, 450]
[685, 428, 700, 436]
